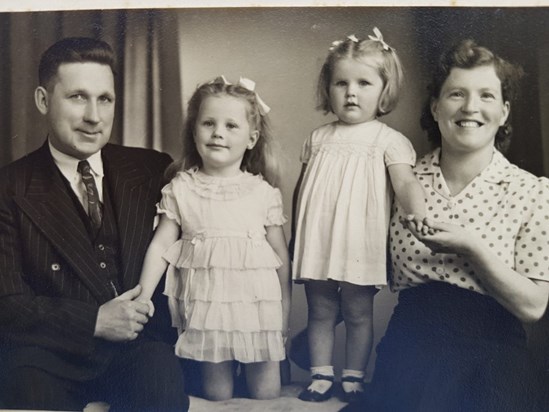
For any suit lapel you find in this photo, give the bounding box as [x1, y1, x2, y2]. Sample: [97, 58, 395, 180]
[13, 143, 113, 302]
[103, 145, 157, 290]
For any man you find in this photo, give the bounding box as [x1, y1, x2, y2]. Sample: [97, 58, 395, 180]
[0, 37, 189, 411]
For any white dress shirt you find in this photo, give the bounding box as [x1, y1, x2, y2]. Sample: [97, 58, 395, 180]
[48, 141, 104, 214]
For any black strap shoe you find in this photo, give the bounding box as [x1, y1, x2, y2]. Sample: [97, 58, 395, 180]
[298, 374, 335, 402]
[341, 375, 365, 403]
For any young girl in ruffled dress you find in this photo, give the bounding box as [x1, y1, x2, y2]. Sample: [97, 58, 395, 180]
[292, 29, 427, 402]
[138, 76, 291, 401]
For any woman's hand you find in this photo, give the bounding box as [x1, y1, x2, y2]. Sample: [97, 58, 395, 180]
[406, 217, 474, 255]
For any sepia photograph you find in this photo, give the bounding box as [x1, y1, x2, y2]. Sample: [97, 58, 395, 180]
[1, 2, 549, 411]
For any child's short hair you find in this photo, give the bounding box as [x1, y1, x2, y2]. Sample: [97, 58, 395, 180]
[420, 39, 523, 152]
[317, 32, 404, 117]
[169, 77, 280, 187]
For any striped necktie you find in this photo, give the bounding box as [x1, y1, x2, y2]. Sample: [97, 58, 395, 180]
[77, 160, 103, 232]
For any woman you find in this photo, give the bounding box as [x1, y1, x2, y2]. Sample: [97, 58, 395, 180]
[343, 39, 549, 411]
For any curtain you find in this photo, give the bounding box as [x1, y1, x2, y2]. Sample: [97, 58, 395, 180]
[0, 9, 184, 168]
[121, 10, 183, 155]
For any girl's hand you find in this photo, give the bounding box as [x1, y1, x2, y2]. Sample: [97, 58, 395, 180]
[409, 218, 474, 255]
[282, 326, 290, 346]
[403, 214, 431, 236]
[136, 298, 155, 317]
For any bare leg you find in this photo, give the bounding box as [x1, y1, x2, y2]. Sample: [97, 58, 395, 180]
[340, 282, 376, 371]
[201, 361, 234, 401]
[299, 280, 339, 401]
[305, 279, 340, 367]
[245, 361, 281, 400]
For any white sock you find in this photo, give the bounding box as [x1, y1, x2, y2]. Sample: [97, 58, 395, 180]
[342, 369, 365, 393]
[308, 365, 334, 393]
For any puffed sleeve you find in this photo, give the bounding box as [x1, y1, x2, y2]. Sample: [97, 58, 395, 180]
[157, 176, 182, 225]
[515, 177, 549, 281]
[265, 186, 287, 227]
[384, 130, 416, 167]
[299, 134, 313, 164]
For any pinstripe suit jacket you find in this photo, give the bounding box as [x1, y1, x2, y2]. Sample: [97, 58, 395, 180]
[0, 142, 172, 379]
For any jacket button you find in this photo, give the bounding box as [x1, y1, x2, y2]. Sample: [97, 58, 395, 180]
[99, 262, 107, 269]
[51, 263, 61, 271]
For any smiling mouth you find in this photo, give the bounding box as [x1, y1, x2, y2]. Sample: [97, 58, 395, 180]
[456, 120, 483, 128]
[78, 130, 101, 137]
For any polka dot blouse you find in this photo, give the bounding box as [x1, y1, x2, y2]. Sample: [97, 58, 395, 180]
[390, 148, 549, 294]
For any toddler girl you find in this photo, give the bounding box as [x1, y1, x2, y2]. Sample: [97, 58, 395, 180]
[138, 76, 291, 401]
[292, 28, 426, 402]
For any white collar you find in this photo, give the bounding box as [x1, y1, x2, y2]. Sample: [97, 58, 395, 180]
[48, 140, 104, 182]
[415, 147, 513, 184]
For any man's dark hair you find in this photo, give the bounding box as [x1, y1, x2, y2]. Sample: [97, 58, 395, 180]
[38, 37, 116, 89]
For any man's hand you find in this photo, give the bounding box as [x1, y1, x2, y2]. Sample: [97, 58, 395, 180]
[94, 284, 150, 342]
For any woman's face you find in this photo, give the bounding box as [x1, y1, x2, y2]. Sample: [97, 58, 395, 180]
[431, 65, 510, 156]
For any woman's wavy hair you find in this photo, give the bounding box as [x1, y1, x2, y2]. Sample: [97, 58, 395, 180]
[420, 39, 524, 153]
[166, 79, 281, 187]
[317, 35, 404, 117]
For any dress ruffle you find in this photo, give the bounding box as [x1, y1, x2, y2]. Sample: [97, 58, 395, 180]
[165, 267, 283, 303]
[175, 330, 285, 363]
[162, 231, 283, 270]
[165, 265, 285, 363]
[182, 300, 283, 331]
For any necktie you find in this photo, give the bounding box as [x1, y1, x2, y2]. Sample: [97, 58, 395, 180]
[77, 160, 103, 232]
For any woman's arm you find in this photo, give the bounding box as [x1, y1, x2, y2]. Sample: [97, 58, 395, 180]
[414, 219, 549, 323]
[138, 215, 180, 306]
[266, 225, 292, 340]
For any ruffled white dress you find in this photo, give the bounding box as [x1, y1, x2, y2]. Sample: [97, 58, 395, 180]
[158, 169, 286, 363]
[292, 120, 416, 286]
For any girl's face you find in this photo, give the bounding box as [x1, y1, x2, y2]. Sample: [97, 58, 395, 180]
[194, 95, 259, 177]
[329, 57, 384, 125]
[431, 65, 510, 156]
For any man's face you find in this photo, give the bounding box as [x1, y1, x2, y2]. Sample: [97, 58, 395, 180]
[36, 62, 115, 160]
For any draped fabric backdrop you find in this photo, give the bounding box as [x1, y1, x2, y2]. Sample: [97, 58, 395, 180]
[0, 10, 183, 166]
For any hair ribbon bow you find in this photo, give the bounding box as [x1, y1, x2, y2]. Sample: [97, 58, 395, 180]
[368, 27, 392, 51]
[210, 75, 271, 115]
[329, 34, 359, 51]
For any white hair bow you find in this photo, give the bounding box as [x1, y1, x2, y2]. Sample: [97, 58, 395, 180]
[209, 75, 271, 116]
[329, 34, 359, 51]
[368, 27, 392, 52]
